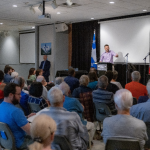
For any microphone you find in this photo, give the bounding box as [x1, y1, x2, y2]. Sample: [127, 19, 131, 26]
[124, 53, 129, 57]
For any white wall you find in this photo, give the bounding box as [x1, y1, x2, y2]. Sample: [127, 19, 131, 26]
[100, 17, 150, 63]
[39, 25, 68, 81]
[0, 31, 35, 80]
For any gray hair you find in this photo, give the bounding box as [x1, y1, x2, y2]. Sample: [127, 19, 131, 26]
[131, 71, 141, 81]
[13, 76, 25, 87]
[59, 82, 70, 96]
[11, 72, 19, 78]
[114, 89, 133, 110]
[79, 75, 89, 86]
[55, 77, 64, 85]
[47, 87, 63, 106]
[146, 80, 150, 96]
[98, 75, 108, 89]
[36, 75, 45, 82]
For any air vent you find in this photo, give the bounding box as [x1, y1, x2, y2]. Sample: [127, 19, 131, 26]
[59, 3, 81, 8]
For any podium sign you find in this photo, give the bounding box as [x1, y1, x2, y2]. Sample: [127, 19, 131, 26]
[97, 63, 107, 71]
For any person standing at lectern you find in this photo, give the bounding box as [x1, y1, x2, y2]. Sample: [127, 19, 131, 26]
[39, 55, 51, 82]
[100, 44, 118, 63]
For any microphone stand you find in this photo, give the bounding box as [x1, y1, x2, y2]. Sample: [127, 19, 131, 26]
[143, 53, 149, 85]
[124, 53, 129, 84]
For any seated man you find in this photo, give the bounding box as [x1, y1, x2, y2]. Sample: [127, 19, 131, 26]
[36, 75, 48, 100]
[125, 71, 147, 100]
[101, 89, 148, 150]
[28, 82, 48, 110]
[64, 67, 79, 93]
[130, 81, 150, 122]
[0, 83, 34, 149]
[92, 75, 116, 112]
[105, 70, 119, 94]
[59, 82, 95, 142]
[41, 87, 89, 150]
[4, 66, 13, 83]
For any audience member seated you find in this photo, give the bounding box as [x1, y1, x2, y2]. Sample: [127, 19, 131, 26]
[138, 95, 149, 104]
[90, 67, 97, 74]
[55, 77, 64, 87]
[36, 69, 43, 78]
[87, 72, 98, 90]
[72, 75, 92, 98]
[28, 114, 57, 150]
[10, 71, 19, 83]
[4, 66, 13, 83]
[28, 82, 48, 110]
[92, 75, 116, 112]
[130, 81, 150, 123]
[64, 67, 79, 93]
[0, 83, 35, 149]
[13, 77, 30, 116]
[125, 71, 147, 100]
[105, 70, 119, 94]
[36, 76, 48, 100]
[111, 70, 123, 89]
[59, 82, 95, 142]
[28, 68, 36, 82]
[101, 89, 148, 150]
[0, 70, 5, 104]
[40, 87, 89, 150]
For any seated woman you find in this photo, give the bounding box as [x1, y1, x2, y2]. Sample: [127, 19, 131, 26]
[111, 70, 123, 89]
[0, 70, 6, 104]
[28, 82, 48, 111]
[36, 69, 43, 78]
[72, 75, 94, 122]
[87, 72, 98, 90]
[13, 76, 30, 115]
[28, 68, 36, 82]
[28, 114, 57, 150]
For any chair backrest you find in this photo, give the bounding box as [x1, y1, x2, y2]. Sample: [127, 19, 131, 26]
[0, 122, 16, 150]
[79, 91, 94, 122]
[145, 122, 150, 148]
[15, 103, 26, 115]
[94, 102, 112, 122]
[133, 97, 137, 105]
[105, 138, 141, 150]
[26, 80, 33, 86]
[52, 135, 73, 150]
[28, 102, 41, 113]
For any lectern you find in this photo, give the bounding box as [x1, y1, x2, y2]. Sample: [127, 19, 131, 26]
[96, 62, 112, 77]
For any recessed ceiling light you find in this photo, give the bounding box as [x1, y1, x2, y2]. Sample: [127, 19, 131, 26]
[143, 10, 147, 12]
[109, 2, 115, 4]
[91, 18, 94, 20]
[32, 27, 35, 29]
[13, 5, 17, 7]
[0, 23, 3, 25]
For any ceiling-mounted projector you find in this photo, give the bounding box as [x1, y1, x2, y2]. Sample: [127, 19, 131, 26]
[38, 13, 51, 19]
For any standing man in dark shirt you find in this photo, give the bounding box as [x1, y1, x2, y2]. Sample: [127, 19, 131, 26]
[64, 67, 79, 93]
[39, 55, 51, 82]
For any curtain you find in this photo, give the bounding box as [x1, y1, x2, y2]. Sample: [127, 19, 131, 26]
[72, 21, 100, 72]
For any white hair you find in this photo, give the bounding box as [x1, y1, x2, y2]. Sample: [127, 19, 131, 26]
[11, 72, 18, 78]
[131, 71, 141, 81]
[146, 80, 150, 96]
[55, 77, 64, 85]
[114, 89, 133, 110]
[59, 82, 70, 96]
[36, 75, 44, 82]
[47, 87, 63, 106]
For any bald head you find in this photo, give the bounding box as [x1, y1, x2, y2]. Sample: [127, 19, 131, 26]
[43, 55, 47, 61]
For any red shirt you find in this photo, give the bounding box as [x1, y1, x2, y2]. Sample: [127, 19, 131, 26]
[0, 82, 4, 99]
[125, 81, 147, 100]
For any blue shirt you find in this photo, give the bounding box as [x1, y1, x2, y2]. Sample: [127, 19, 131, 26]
[64, 76, 79, 93]
[4, 74, 13, 83]
[87, 81, 98, 90]
[0, 102, 28, 148]
[42, 61, 46, 70]
[20, 91, 30, 116]
[138, 95, 149, 104]
[63, 96, 87, 125]
[130, 99, 150, 123]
